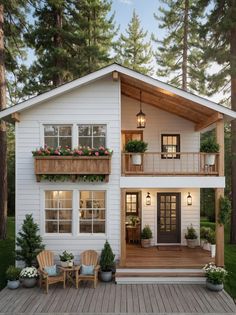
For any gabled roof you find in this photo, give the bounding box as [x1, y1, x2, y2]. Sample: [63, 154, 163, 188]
[1, 63, 236, 125]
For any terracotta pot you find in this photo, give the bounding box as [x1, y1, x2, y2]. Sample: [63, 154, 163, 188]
[141, 239, 151, 248]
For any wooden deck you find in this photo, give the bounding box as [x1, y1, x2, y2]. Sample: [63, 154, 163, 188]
[0, 282, 235, 314]
[124, 244, 214, 268]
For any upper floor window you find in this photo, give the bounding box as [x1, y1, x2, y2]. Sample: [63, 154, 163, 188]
[161, 134, 180, 159]
[44, 125, 72, 148]
[79, 191, 106, 234]
[78, 124, 106, 148]
[45, 191, 72, 233]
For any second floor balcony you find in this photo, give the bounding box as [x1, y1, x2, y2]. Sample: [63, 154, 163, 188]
[121, 152, 219, 176]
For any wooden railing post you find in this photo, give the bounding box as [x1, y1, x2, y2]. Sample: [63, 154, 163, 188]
[215, 119, 224, 266]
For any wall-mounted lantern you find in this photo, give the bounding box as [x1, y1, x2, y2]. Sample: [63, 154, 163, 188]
[187, 192, 192, 206]
[146, 192, 151, 205]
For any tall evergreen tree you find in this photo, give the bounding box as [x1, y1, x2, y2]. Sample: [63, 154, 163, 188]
[200, 0, 236, 244]
[153, 0, 207, 93]
[115, 10, 153, 75]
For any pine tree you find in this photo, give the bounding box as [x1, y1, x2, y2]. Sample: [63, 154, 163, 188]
[16, 214, 45, 266]
[153, 0, 207, 93]
[200, 0, 236, 244]
[100, 240, 115, 271]
[115, 10, 153, 75]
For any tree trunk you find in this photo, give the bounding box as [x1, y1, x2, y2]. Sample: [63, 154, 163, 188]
[230, 24, 236, 244]
[182, 0, 189, 91]
[0, 4, 7, 240]
[53, 8, 63, 87]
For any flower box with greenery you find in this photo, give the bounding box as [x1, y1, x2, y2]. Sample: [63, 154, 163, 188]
[203, 263, 228, 291]
[141, 225, 153, 248]
[20, 266, 38, 288]
[59, 251, 74, 267]
[200, 137, 219, 166]
[185, 225, 198, 248]
[6, 266, 22, 290]
[125, 140, 148, 165]
[32, 145, 113, 182]
[100, 241, 115, 282]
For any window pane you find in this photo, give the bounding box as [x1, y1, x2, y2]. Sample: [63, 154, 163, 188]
[79, 137, 92, 147]
[59, 221, 72, 233]
[59, 137, 72, 148]
[93, 191, 105, 200]
[44, 126, 58, 136]
[93, 221, 105, 233]
[46, 221, 58, 233]
[45, 199, 58, 208]
[79, 125, 92, 136]
[80, 221, 92, 233]
[93, 125, 106, 136]
[93, 137, 106, 148]
[59, 126, 71, 136]
[59, 210, 72, 220]
[45, 210, 57, 220]
[45, 137, 58, 147]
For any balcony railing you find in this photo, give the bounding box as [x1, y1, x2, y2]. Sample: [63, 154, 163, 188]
[121, 152, 219, 176]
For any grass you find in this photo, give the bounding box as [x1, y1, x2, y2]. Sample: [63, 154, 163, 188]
[0, 217, 15, 289]
[201, 219, 236, 299]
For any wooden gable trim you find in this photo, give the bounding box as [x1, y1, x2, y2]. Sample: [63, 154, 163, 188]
[195, 113, 223, 131]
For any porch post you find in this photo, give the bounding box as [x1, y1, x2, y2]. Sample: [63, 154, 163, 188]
[120, 189, 126, 266]
[215, 120, 224, 266]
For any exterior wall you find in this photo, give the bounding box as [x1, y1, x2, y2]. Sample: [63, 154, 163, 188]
[139, 188, 200, 246]
[15, 75, 121, 263]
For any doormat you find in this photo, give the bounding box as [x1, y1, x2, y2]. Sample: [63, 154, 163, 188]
[157, 246, 182, 251]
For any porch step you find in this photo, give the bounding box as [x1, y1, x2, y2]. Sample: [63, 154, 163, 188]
[115, 268, 206, 284]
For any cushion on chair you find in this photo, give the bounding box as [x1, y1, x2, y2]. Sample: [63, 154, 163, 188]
[81, 264, 94, 275]
[44, 264, 58, 276]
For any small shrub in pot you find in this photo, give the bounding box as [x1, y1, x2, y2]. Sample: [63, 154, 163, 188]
[185, 225, 198, 248]
[125, 140, 148, 165]
[100, 241, 115, 282]
[141, 225, 153, 248]
[59, 250, 74, 267]
[6, 266, 21, 289]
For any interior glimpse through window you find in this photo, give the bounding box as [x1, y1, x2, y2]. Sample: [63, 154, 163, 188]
[44, 125, 72, 148]
[161, 134, 180, 159]
[79, 191, 106, 234]
[45, 191, 72, 233]
[78, 124, 106, 148]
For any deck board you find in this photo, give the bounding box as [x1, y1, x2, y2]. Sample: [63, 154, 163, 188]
[0, 282, 235, 314]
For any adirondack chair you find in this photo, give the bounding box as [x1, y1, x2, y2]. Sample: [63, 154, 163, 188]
[37, 250, 65, 293]
[78, 250, 100, 288]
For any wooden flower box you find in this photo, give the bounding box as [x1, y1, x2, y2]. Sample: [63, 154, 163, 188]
[34, 156, 111, 182]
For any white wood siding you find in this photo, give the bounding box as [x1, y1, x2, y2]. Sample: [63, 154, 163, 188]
[16, 75, 121, 261]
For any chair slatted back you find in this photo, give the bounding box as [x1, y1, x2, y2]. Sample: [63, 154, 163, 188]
[37, 250, 54, 269]
[80, 250, 98, 266]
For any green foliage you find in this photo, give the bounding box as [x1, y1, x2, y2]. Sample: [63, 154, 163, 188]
[125, 140, 148, 153]
[185, 225, 198, 239]
[59, 250, 74, 262]
[100, 240, 115, 271]
[115, 10, 153, 75]
[219, 196, 231, 225]
[200, 137, 219, 153]
[200, 226, 212, 239]
[207, 229, 216, 244]
[16, 214, 45, 266]
[6, 265, 21, 281]
[203, 263, 228, 285]
[7, 125, 15, 215]
[41, 174, 105, 182]
[141, 225, 152, 239]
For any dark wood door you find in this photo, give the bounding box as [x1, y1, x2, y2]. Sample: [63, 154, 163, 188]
[157, 193, 181, 243]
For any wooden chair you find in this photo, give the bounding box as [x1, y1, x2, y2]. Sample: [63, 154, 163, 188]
[78, 250, 100, 288]
[37, 250, 65, 293]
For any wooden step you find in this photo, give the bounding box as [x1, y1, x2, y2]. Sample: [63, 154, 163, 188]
[116, 272, 204, 278]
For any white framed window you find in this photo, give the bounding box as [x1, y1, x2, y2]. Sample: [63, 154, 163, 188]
[44, 125, 72, 147]
[78, 124, 106, 148]
[45, 191, 73, 233]
[79, 191, 106, 234]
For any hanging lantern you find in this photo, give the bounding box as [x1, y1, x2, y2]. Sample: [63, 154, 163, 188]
[146, 192, 151, 206]
[136, 91, 146, 128]
[187, 192, 192, 206]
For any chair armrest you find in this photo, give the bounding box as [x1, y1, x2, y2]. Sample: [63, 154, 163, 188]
[38, 268, 48, 277]
[94, 265, 100, 271]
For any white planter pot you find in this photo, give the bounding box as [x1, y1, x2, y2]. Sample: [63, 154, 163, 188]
[61, 261, 68, 268]
[200, 239, 205, 248]
[205, 154, 216, 166]
[7, 280, 20, 290]
[210, 244, 216, 258]
[206, 279, 223, 292]
[132, 154, 142, 165]
[203, 242, 211, 251]
[186, 239, 197, 248]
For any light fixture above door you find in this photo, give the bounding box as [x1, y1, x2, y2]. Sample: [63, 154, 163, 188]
[136, 90, 146, 128]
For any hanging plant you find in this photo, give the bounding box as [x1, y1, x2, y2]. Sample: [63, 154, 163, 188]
[218, 196, 231, 225]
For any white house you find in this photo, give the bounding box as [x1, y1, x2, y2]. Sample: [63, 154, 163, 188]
[1, 63, 236, 283]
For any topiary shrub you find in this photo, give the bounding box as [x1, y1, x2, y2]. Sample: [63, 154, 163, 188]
[100, 240, 115, 272]
[141, 225, 153, 239]
[200, 137, 219, 153]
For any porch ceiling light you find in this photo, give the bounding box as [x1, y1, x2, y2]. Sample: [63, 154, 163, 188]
[187, 192, 192, 206]
[146, 192, 151, 206]
[136, 90, 146, 128]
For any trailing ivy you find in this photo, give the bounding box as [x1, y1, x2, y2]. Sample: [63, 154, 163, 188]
[219, 196, 231, 225]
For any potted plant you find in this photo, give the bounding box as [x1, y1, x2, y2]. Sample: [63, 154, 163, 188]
[20, 266, 38, 288]
[6, 266, 21, 290]
[200, 137, 219, 166]
[200, 227, 208, 248]
[141, 225, 153, 248]
[59, 250, 74, 267]
[201, 227, 211, 251]
[125, 140, 148, 165]
[100, 240, 115, 282]
[185, 225, 198, 248]
[207, 230, 216, 258]
[203, 263, 228, 291]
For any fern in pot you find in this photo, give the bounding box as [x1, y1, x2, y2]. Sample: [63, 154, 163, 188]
[100, 241, 115, 282]
[125, 140, 148, 165]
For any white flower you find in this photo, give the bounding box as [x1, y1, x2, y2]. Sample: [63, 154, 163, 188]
[20, 267, 38, 279]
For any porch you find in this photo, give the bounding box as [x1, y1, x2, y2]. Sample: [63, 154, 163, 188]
[0, 282, 235, 314]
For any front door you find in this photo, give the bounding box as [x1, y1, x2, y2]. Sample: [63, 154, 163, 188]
[157, 193, 181, 243]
